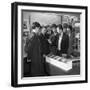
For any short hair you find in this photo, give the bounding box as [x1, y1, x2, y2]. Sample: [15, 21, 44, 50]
[67, 25, 73, 32]
[57, 24, 63, 30]
[46, 25, 51, 29]
[63, 23, 68, 29]
[32, 22, 41, 29]
[41, 25, 46, 29]
[51, 24, 57, 28]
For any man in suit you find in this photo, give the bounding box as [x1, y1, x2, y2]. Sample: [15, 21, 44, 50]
[67, 25, 74, 56]
[25, 22, 45, 77]
[39, 26, 50, 55]
[39, 26, 50, 76]
[56, 24, 69, 56]
[45, 25, 53, 39]
[50, 24, 58, 55]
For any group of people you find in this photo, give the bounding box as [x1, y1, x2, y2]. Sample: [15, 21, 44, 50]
[24, 22, 74, 76]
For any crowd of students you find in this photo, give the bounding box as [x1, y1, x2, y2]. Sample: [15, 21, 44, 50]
[24, 22, 74, 76]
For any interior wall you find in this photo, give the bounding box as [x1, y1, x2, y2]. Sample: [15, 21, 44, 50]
[30, 12, 61, 25]
[23, 11, 80, 32]
[23, 11, 61, 31]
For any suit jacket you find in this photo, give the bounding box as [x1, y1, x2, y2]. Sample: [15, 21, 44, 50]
[67, 33, 74, 55]
[56, 33, 69, 54]
[50, 33, 57, 47]
[49, 33, 57, 54]
[25, 32, 45, 76]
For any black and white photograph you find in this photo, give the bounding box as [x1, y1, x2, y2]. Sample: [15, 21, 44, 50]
[11, 2, 88, 87]
[22, 11, 80, 77]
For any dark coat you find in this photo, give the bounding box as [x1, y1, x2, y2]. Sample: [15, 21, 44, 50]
[50, 34, 57, 47]
[25, 32, 45, 76]
[67, 33, 74, 55]
[49, 34, 57, 54]
[39, 34, 50, 55]
[56, 33, 69, 54]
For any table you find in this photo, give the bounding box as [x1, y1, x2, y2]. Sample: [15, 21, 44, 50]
[45, 55, 80, 76]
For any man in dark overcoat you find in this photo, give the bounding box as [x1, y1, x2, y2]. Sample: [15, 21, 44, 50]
[25, 22, 45, 76]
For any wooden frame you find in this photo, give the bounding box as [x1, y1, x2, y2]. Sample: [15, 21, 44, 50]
[11, 2, 88, 87]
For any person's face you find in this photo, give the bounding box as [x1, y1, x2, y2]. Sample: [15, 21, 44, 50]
[47, 27, 51, 31]
[41, 27, 46, 34]
[52, 27, 56, 33]
[38, 28, 41, 35]
[47, 30, 51, 34]
[63, 28, 67, 33]
[67, 28, 71, 34]
[57, 27, 62, 34]
[36, 27, 40, 34]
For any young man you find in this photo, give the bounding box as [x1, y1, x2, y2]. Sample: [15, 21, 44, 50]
[39, 26, 50, 75]
[49, 24, 57, 55]
[56, 24, 69, 56]
[45, 25, 52, 39]
[25, 22, 45, 76]
[67, 25, 74, 56]
[39, 26, 50, 55]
